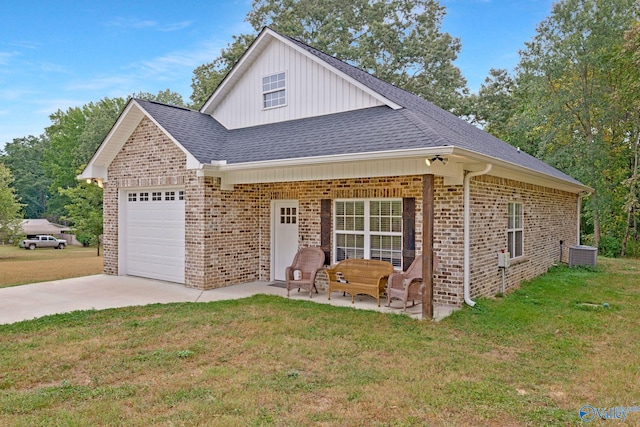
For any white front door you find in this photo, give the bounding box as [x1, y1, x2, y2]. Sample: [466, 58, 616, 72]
[272, 200, 299, 281]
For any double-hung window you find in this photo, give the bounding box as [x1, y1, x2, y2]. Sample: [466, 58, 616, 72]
[334, 199, 403, 268]
[507, 202, 523, 258]
[262, 72, 286, 109]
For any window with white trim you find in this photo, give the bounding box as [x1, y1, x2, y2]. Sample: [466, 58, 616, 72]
[262, 72, 286, 108]
[508, 202, 523, 258]
[334, 199, 403, 268]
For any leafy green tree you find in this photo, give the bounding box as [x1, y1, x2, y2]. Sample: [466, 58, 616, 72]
[43, 90, 183, 221]
[619, 20, 640, 256]
[0, 135, 51, 219]
[133, 89, 186, 107]
[59, 183, 103, 256]
[465, 69, 519, 142]
[190, 0, 468, 112]
[190, 34, 255, 108]
[0, 163, 24, 243]
[477, 0, 639, 252]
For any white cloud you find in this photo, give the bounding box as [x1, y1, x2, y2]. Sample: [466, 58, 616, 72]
[158, 21, 193, 32]
[133, 39, 227, 77]
[38, 61, 73, 74]
[107, 17, 159, 30]
[0, 52, 17, 65]
[106, 17, 193, 32]
[0, 88, 35, 100]
[7, 41, 39, 50]
[66, 75, 136, 92]
[33, 98, 91, 115]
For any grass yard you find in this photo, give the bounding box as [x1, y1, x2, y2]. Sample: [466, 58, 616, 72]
[0, 245, 103, 288]
[0, 258, 638, 426]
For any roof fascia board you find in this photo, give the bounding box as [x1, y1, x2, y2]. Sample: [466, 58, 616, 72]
[452, 147, 593, 194]
[80, 99, 140, 179]
[199, 146, 454, 172]
[200, 28, 270, 114]
[79, 100, 199, 180]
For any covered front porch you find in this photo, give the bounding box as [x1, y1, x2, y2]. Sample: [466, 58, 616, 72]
[215, 280, 460, 321]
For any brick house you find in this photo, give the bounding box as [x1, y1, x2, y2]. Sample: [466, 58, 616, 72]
[80, 27, 590, 308]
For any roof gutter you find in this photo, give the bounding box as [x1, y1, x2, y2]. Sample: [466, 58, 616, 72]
[451, 147, 592, 194]
[197, 146, 455, 173]
[464, 163, 492, 307]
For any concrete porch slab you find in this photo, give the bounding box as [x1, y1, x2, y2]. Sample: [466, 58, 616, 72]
[0, 275, 459, 325]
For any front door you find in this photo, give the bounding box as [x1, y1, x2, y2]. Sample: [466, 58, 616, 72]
[272, 200, 299, 281]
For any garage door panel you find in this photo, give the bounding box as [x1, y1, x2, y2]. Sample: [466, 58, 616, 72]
[122, 188, 185, 284]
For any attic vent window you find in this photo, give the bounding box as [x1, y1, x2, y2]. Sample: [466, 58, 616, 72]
[262, 72, 286, 109]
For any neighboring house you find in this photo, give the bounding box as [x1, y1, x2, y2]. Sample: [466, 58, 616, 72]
[21, 219, 80, 245]
[80, 27, 591, 307]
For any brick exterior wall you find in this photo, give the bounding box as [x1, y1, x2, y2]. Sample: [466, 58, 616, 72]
[104, 117, 189, 278]
[103, 118, 579, 304]
[467, 175, 578, 300]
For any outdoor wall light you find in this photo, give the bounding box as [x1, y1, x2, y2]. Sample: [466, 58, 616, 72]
[425, 155, 449, 166]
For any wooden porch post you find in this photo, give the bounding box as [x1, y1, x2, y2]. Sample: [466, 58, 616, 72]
[422, 174, 434, 319]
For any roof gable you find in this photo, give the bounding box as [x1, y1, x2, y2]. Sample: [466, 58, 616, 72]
[79, 99, 204, 180]
[200, 27, 401, 122]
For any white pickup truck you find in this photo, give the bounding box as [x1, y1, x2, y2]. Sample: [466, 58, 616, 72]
[19, 235, 67, 250]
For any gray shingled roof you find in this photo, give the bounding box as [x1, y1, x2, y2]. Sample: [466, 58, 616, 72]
[133, 28, 583, 187]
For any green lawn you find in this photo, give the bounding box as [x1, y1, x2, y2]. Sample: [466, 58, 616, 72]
[0, 258, 638, 426]
[0, 245, 103, 288]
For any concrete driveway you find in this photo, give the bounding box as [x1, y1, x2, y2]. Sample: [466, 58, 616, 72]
[0, 274, 455, 325]
[0, 275, 282, 325]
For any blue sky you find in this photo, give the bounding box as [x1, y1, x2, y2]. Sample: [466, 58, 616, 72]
[0, 0, 554, 149]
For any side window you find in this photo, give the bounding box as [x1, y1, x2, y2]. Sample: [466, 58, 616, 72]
[262, 72, 286, 109]
[508, 202, 523, 258]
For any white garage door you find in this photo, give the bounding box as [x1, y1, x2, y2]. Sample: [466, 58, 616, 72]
[123, 189, 185, 283]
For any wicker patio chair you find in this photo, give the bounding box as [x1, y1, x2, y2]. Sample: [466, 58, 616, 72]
[386, 256, 424, 311]
[285, 247, 326, 298]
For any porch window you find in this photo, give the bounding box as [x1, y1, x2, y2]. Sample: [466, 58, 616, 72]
[262, 72, 286, 109]
[508, 202, 523, 258]
[334, 199, 403, 268]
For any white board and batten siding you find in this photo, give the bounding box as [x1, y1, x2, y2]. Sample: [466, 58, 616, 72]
[120, 188, 185, 284]
[213, 39, 385, 129]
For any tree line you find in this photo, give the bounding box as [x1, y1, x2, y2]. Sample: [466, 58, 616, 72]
[1, 0, 639, 257]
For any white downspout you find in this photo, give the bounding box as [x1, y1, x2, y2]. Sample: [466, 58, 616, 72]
[464, 164, 493, 307]
[577, 195, 582, 245]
